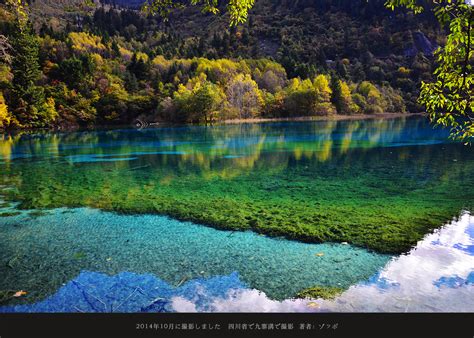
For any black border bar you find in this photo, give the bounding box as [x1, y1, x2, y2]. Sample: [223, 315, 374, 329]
[1, 313, 473, 338]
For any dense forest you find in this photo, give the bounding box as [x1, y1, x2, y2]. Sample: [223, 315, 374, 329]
[0, 0, 443, 129]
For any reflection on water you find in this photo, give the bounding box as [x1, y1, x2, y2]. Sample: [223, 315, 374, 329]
[0, 117, 453, 166]
[1, 212, 472, 312]
[0, 116, 473, 312]
[204, 213, 474, 312]
[0, 117, 467, 187]
[324, 212, 474, 312]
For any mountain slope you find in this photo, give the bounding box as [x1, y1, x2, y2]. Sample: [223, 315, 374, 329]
[0, 0, 445, 130]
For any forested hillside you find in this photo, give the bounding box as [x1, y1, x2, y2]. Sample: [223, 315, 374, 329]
[0, 0, 443, 129]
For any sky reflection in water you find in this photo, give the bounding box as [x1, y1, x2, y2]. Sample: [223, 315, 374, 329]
[1, 212, 472, 312]
[205, 212, 474, 312]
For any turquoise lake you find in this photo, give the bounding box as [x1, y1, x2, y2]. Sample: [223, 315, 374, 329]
[0, 116, 473, 312]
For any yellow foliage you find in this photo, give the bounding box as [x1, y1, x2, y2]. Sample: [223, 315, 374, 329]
[340, 81, 352, 99]
[358, 81, 381, 100]
[135, 52, 149, 63]
[0, 92, 11, 128]
[152, 55, 172, 68]
[69, 32, 106, 54]
[152, 56, 173, 80]
[41, 97, 58, 123]
[0, 64, 12, 84]
[339, 80, 360, 115]
[108, 82, 129, 98]
[286, 78, 301, 92]
[186, 73, 208, 90]
[90, 53, 104, 66]
[313, 74, 332, 98]
[398, 66, 411, 77]
[195, 58, 249, 83]
[119, 46, 133, 61]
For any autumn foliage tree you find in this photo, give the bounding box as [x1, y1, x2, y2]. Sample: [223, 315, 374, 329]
[0, 0, 419, 129]
[226, 73, 262, 119]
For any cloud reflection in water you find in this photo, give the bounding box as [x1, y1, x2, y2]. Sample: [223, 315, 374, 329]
[195, 212, 474, 312]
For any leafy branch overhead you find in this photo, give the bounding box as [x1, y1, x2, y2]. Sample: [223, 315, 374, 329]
[386, 0, 473, 143]
[143, 0, 255, 26]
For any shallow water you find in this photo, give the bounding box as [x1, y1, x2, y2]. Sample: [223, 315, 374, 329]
[0, 116, 473, 311]
[0, 203, 390, 303]
[1, 212, 472, 312]
[1, 117, 474, 253]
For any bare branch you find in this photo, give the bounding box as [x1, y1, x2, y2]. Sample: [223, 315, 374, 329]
[0, 35, 12, 65]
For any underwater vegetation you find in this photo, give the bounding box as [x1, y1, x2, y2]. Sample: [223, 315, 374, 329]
[0, 117, 473, 253]
[0, 212, 21, 217]
[296, 286, 345, 300]
[0, 207, 391, 303]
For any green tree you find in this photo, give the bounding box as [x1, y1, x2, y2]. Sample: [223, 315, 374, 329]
[387, 0, 473, 142]
[172, 75, 225, 123]
[331, 76, 358, 115]
[283, 78, 318, 117]
[128, 53, 150, 81]
[7, 0, 57, 127]
[191, 82, 225, 123]
[356, 81, 385, 114]
[57, 56, 92, 89]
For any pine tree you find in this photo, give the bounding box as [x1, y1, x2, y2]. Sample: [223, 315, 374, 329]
[10, 23, 49, 127]
[330, 75, 344, 114]
[7, 0, 57, 128]
[331, 76, 357, 115]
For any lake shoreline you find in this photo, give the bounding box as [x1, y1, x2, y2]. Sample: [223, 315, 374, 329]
[0, 113, 425, 133]
[221, 113, 425, 125]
